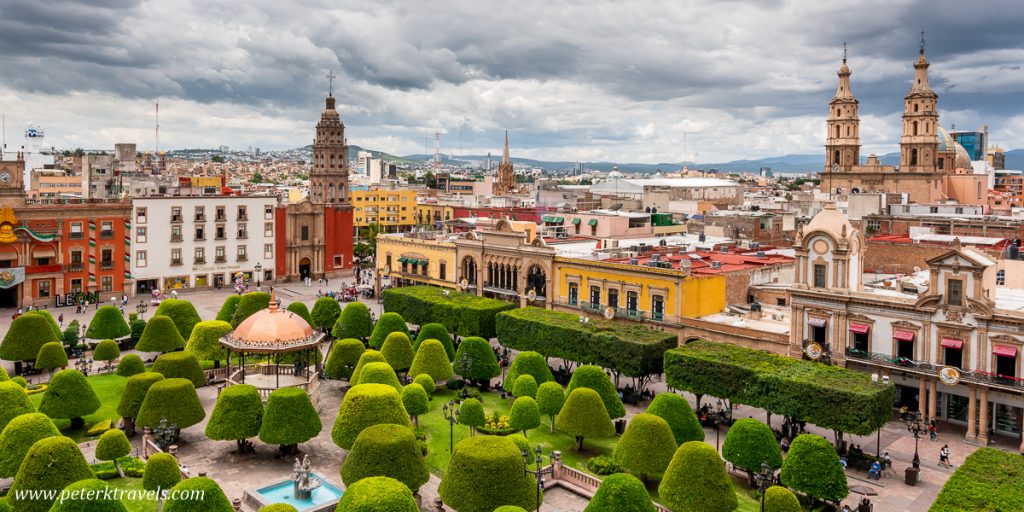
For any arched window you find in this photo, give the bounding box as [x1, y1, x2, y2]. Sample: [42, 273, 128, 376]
[914, 103, 919, 113]
[834, 126, 840, 138]
[911, 148, 919, 166]
[912, 121, 919, 136]
[834, 150, 841, 166]
[847, 126, 851, 136]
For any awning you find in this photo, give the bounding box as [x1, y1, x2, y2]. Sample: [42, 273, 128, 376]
[32, 247, 56, 258]
[807, 317, 827, 328]
[571, 218, 581, 225]
[588, 219, 598, 226]
[398, 257, 409, 263]
[940, 338, 964, 350]
[893, 330, 916, 342]
[849, 323, 870, 334]
[418, 260, 429, 265]
[542, 216, 564, 223]
[994, 345, 1018, 358]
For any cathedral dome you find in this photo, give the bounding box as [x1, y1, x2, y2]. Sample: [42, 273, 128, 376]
[804, 202, 854, 243]
[220, 291, 324, 353]
[936, 127, 955, 152]
[953, 143, 972, 170]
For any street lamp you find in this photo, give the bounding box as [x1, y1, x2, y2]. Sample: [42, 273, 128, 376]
[75, 357, 91, 376]
[152, 417, 180, 451]
[712, 399, 729, 451]
[753, 462, 774, 512]
[442, 400, 460, 453]
[904, 411, 924, 469]
[254, 262, 263, 291]
[522, 446, 557, 512]
[136, 301, 148, 319]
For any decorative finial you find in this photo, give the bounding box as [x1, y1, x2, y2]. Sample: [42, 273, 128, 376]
[269, 287, 279, 310]
[842, 42, 847, 64]
[326, 70, 337, 96]
[920, 31, 925, 55]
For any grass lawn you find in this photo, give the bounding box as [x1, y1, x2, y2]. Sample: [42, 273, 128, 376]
[28, 372, 128, 442]
[104, 477, 157, 512]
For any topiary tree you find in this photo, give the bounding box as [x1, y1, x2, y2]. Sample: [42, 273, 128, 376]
[413, 374, 436, 397]
[458, 398, 485, 434]
[142, 452, 181, 511]
[205, 384, 263, 454]
[116, 372, 164, 436]
[512, 374, 538, 399]
[722, 418, 783, 486]
[408, 339, 453, 382]
[154, 299, 202, 340]
[49, 478, 128, 512]
[285, 301, 313, 324]
[163, 476, 233, 512]
[26, 310, 63, 341]
[555, 388, 614, 451]
[85, 306, 130, 341]
[614, 413, 677, 481]
[1, 313, 58, 361]
[331, 383, 411, 450]
[584, 473, 657, 512]
[401, 383, 429, 426]
[231, 291, 270, 327]
[342, 424, 429, 492]
[116, 354, 145, 377]
[355, 362, 402, 392]
[380, 332, 415, 373]
[310, 297, 341, 333]
[92, 339, 120, 370]
[659, 441, 738, 512]
[259, 386, 321, 455]
[8, 436, 95, 512]
[0, 366, 7, 381]
[63, 320, 81, 349]
[0, 412, 60, 478]
[780, 434, 848, 504]
[494, 506, 529, 512]
[336, 476, 418, 512]
[135, 315, 185, 354]
[136, 378, 206, 430]
[566, 365, 625, 419]
[95, 429, 131, 477]
[438, 435, 540, 512]
[413, 323, 455, 361]
[39, 369, 100, 430]
[325, 338, 365, 380]
[453, 336, 500, 385]
[350, 350, 387, 385]
[151, 352, 205, 388]
[184, 320, 232, 367]
[129, 317, 146, 345]
[259, 506, 298, 512]
[368, 312, 411, 349]
[215, 294, 241, 323]
[12, 375, 27, 388]
[503, 351, 554, 392]
[536, 381, 566, 433]
[0, 381, 34, 433]
[646, 393, 704, 444]
[763, 486, 801, 512]
[509, 396, 541, 437]
[333, 302, 374, 340]
[35, 341, 68, 377]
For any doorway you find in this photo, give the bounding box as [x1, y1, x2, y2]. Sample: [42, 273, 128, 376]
[299, 257, 312, 280]
[0, 285, 18, 308]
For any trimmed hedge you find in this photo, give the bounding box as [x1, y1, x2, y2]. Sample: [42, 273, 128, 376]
[154, 299, 202, 339]
[408, 339, 454, 382]
[310, 297, 341, 332]
[931, 447, 1024, 511]
[413, 322, 456, 361]
[215, 294, 241, 323]
[512, 374, 538, 399]
[113, 354, 145, 381]
[336, 476, 418, 512]
[664, 340, 894, 435]
[325, 338, 365, 380]
[341, 424, 429, 492]
[355, 362, 403, 392]
[205, 384, 263, 446]
[496, 307, 676, 378]
[494, 507, 529, 512]
[458, 398, 485, 429]
[368, 312, 411, 349]
[35, 341, 69, 371]
[350, 350, 387, 386]
[231, 292, 271, 327]
[1, 313, 59, 361]
[380, 332, 415, 372]
[163, 476, 233, 512]
[142, 452, 181, 492]
[259, 506, 299, 512]
[0, 412, 61, 478]
[646, 393, 704, 444]
[453, 336, 500, 382]
[764, 486, 802, 512]
[116, 372, 165, 420]
[566, 365, 625, 419]
[95, 428, 131, 461]
[779, 434, 848, 503]
[332, 302, 374, 340]
[536, 381, 565, 432]
[509, 396, 540, 435]
[285, 301, 313, 324]
[151, 351, 205, 388]
[401, 383, 429, 424]
[438, 435, 540, 512]
[722, 418, 783, 476]
[136, 378, 206, 430]
[614, 413, 676, 478]
[0, 365, 7, 380]
[659, 441, 737, 512]
[331, 383, 411, 450]
[49, 478, 128, 512]
[92, 340, 120, 363]
[504, 351, 554, 392]
[135, 315, 185, 353]
[413, 373, 436, 396]
[383, 285, 515, 338]
[39, 369, 100, 425]
[85, 306, 130, 340]
[584, 473, 656, 512]
[26, 310, 63, 341]
[185, 320, 232, 363]
[8, 436, 95, 512]
[90, 456, 146, 480]
[129, 318, 146, 345]
[555, 388, 614, 450]
[259, 387, 321, 448]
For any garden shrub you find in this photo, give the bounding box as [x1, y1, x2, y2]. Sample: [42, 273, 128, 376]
[779, 434, 848, 504]
[136, 378, 206, 430]
[205, 384, 263, 452]
[509, 396, 540, 436]
[151, 351, 205, 388]
[285, 301, 313, 324]
[336, 476, 418, 512]
[401, 383, 429, 426]
[95, 429, 131, 477]
[310, 297, 341, 332]
[479, 412, 514, 435]
[142, 452, 181, 493]
[116, 372, 164, 421]
[332, 302, 374, 340]
[659, 441, 737, 512]
[0, 365, 8, 381]
[85, 306, 130, 341]
[163, 476, 233, 512]
[259, 506, 298, 512]
[764, 486, 802, 512]
[49, 478, 128, 512]
[0, 383, 33, 429]
[584, 473, 656, 512]
[555, 388, 614, 451]
[536, 381, 565, 432]
[1, 313, 58, 361]
[380, 332, 415, 372]
[85, 419, 113, 436]
[12, 375, 27, 388]
[383, 285, 515, 338]
[355, 362, 402, 391]
[39, 369, 100, 429]
[26, 310, 63, 341]
[135, 315, 185, 353]
[349, 350, 387, 386]
[368, 312, 411, 349]
[90, 456, 146, 479]
[215, 294, 241, 322]
[63, 320, 81, 349]
[8, 436, 95, 512]
[438, 435, 539, 512]
[930, 447, 1024, 512]
[408, 339, 454, 382]
[493, 507, 528, 512]
[129, 318, 146, 345]
[413, 374, 436, 396]
[342, 423, 429, 492]
[722, 418, 783, 482]
[331, 383, 411, 450]
[503, 351, 554, 392]
[512, 374, 538, 399]
[231, 292, 271, 327]
[325, 338, 365, 380]
[566, 365, 625, 419]
[35, 341, 68, 372]
[453, 336, 500, 383]
[586, 455, 621, 476]
[0, 412, 60, 478]
[259, 387, 321, 452]
[413, 322, 456, 361]
[646, 392, 704, 444]
[92, 340, 120, 365]
[458, 398, 485, 430]
[154, 298, 202, 339]
[184, 320, 232, 364]
[614, 413, 676, 478]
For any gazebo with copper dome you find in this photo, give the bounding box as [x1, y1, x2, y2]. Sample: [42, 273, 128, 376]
[220, 289, 324, 398]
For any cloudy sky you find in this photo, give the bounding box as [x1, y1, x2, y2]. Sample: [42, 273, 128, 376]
[1, 0, 1022, 163]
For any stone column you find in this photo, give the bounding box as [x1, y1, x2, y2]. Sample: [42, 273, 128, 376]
[966, 384, 977, 439]
[928, 379, 938, 423]
[918, 377, 927, 417]
[978, 387, 990, 444]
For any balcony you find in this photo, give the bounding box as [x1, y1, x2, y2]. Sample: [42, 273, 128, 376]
[845, 348, 1024, 392]
[100, 262, 114, 270]
[238, 214, 248, 221]
[237, 255, 248, 262]
[215, 214, 227, 222]
[170, 234, 183, 242]
[237, 232, 248, 239]
[69, 263, 84, 272]
[195, 236, 206, 241]
[579, 301, 603, 312]
[26, 264, 62, 274]
[215, 234, 226, 241]
[652, 311, 665, 322]
[194, 258, 206, 264]
[215, 256, 226, 263]
[568, 297, 578, 306]
[171, 259, 182, 266]
[171, 216, 183, 223]
[614, 307, 644, 321]
[99, 230, 114, 239]
[195, 215, 206, 222]
[69, 233, 84, 240]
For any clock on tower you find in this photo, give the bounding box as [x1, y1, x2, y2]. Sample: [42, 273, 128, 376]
[0, 155, 26, 206]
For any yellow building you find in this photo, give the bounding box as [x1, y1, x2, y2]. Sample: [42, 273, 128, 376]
[375, 232, 458, 295]
[352, 188, 418, 233]
[414, 202, 454, 229]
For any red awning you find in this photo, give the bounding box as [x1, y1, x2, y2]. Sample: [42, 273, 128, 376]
[808, 318, 827, 328]
[893, 330, 916, 342]
[941, 338, 964, 350]
[994, 345, 1018, 358]
[849, 323, 870, 334]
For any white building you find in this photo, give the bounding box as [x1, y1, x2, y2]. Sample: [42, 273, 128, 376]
[131, 195, 278, 294]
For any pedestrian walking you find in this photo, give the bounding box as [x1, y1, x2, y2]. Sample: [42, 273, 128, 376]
[939, 444, 951, 468]
[58, 313, 64, 326]
[929, 422, 937, 441]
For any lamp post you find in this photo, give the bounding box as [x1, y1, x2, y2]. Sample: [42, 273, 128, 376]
[522, 446, 557, 512]
[136, 301, 148, 319]
[152, 417, 179, 451]
[753, 462, 774, 512]
[254, 262, 263, 291]
[442, 400, 460, 453]
[713, 399, 728, 451]
[75, 357, 91, 376]
[904, 411, 924, 469]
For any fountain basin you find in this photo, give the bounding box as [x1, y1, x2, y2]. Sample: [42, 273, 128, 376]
[243, 473, 343, 512]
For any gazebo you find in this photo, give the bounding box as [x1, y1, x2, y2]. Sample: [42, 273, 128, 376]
[220, 289, 324, 399]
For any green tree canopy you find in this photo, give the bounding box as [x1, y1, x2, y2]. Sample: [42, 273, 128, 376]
[458, 398, 485, 429]
[536, 381, 566, 432]
[39, 369, 100, 428]
[401, 383, 429, 426]
[92, 339, 120, 363]
[0, 381, 35, 432]
[116, 372, 164, 420]
[142, 452, 181, 493]
[453, 336, 500, 383]
[310, 297, 342, 332]
[380, 332, 415, 372]
[95, 429, 131, 477]
[135, 315, 185, 354]
[231, 292, 270, 327]
[368, 312, 411, 349]
[185, 320, 232, 363]
[331, 383, 411, 450]
[335, 476, 418, 512]
[509, 396, 540, 436]
[646, 393, 704, 444]
[413, 373, 436, 396]
[383, 286, 515, 338]
[26, 310, 62, 341]
[659, 441, 738, 512]
[355, 362, 402, 392]
[408, 338, 453, 382]
[413, 323, 455, 361]
[438, 435, 540, 512]
[115, 354, 146, 377]
[63, 322, 80, 349]
[764, 486, 802, 512]
[341, 424, 429, 492]
[555, 388, 614, 450]
[49, 478, 128, 512]
[285, 302, 313, 324]
[614, 413, 677, 479]
[583, 473, 656, 512]
[151, 351, 205, 388]
[8, 436, 95, 512]
[324, 338, 365, 380]
[258, 387, 321, 451]
[215, 295, 241, 323]
[504, 351, 554, 392]
[350, 350, 387, 386]
[205, 384, 263, 451]
[0, 412, 60, 478]
[154, 299, 202, 339]
[566, 365, 625, 419]
[163, 477, 234, 512]
[930, 447, 1024, 512]
[1, 313, 59, 361]
[136, 378, 206, 430]
[779, 434, 848, 503]
[85, 306, 130, 340]
[35, 341, 69, 372]
[333, 302, 374, 340]
[512, 374, 538, 399]
[722, 418, 783, 482]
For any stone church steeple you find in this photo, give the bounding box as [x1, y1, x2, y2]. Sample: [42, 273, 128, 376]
[825, 44, 860, 172]
[494, 131, 516, 195]
[899, 34, 940, 172]
[310, 73, 350, 206]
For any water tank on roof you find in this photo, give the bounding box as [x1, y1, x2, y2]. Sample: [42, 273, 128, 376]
[756, 251, 766, 258]
[750, 301, 762, 312]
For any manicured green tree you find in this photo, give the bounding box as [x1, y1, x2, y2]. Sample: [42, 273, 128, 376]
[39, 369, 100, 429]
[453, 336, 500, 385]
[336, 476, 418, 512]
[722, 418, 783, 486]
[163, 476, 233, 512]
[115, 354, 145, 377]
[215, 294, 241, 322]
[413, 373, 436, 396]
[154, 299, 202, 340]
[92, 339, 120, 370]
[0, 381, 28, 432]
[401, 383, 429, 426]
[325, 338, 365, 380]
[0, 365, 7, 381]
[512, 374, 538, 399]
[332, 302, 374, 340]
[258, 506, 298, 512]
[135, 315, 185, 354]
[0, 413, 60, 478]
[35, 341, 68, 376]
[116, 372, 164, 436]
[555, 388, 614, 451]
[660, 441, 738, 512]
[413, 323, 455, 361]
[342, 424, 429, 492]
[536, 381, 566, 433]
[184, 320, 231, 366]
[349, 350, 386, 385]
[231, 291, 270, 327]
[0, 498, 10, 512]
[8, 436, 94, 512]
[1, 313, 58, 361]
[285, 301, 313, 324]
[151, 352, 205, 388]
[763, 486, 801, 512]
[509, 396, 541, 437]
[259, 387, 321, 455]
[136, 378, 206, 430]
[85, 306, 130, 340]
[331, 383, 411, 450]
[407, 338, 453, 382]
[129, 317, 146, 345]
[646, 392, 704, 444]
[438, 435, 539, 512]
[95, 429, 131, 477]
[584, 473, 657, 512]
[355, 362, 402, 391]
[26, 310, 63, 341]
[367, 312, 411, 349]
[380, 332, 415, 373]
[780, 434, 848, 504]
[63, 320, 81, 349]
[11, 375, 27, 388]
[50, 478, 128, 512]
[494, 507, 529, 512]
[458, 398, 485, 434]
[142, 452, 181, 511]
[615, 413, 676, 481]
[503, 351, 554, 392]
[566, 365, 625, 419]
[205, 384, 263, 453]
[310, 297, 341, 333]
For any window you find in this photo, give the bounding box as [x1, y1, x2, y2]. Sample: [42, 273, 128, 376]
[853, 331, 869, 352]
[70, 250, 83, 269]
[264, 222, 273, 237]
[944, 345, 963, 369]
[910, 148, 918, 166]
[101, 276, 113, 292]
[195, 225, 205, 241]
[171, 225, 182, 242]
[866, 219, 880, 232]
[625, 290, 638, 312]
[607, 289, 619, 309]
[652, 295, 665, 320]
[996, 353, 1017, 378]
[101, 248, 113, 269]
[195, 206, 205, 221]
[947, 279, 963, 307]
[813, 264, 827, 288]
[136, 207, 147, 224]
[929, 206, 938, 214]
[237, 206, 247, 220]
[301, 225, 309, 241]
[265, 205, 274, 219]
[215, 246, 226, 262]
[261, 243, 273, 260]
[811, 324, 826, 344]
[70, 222, 83, 239]
[777, 297, 786, 306]
[237, 245, 247, 261]
[171, 248, 182, 265]
[38, 280, 50, 298]
[136, 251, 147, 267]
[70, 278, 82, 293]
[136, 226, 147, 243]
[215, 206, 226, 222]
[171, 207, 182, 223]
[439, 261, 446, 280]
[589, 285, 601, 305]
[237, 223, 247, 239]
[195, 248, 205, 263]
[997, 270, 1006, 286]
[215, 225, 226, 240]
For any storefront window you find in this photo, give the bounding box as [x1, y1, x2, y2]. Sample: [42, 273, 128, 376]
[996, 403, 1022, 435]
[946, 393, 968, 422]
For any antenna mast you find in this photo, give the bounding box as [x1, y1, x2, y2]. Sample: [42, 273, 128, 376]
[433, 129, 441, 172]
[155, 100, 160, 158]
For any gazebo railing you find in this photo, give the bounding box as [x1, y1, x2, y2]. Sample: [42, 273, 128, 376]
[225, 364, 319, 401]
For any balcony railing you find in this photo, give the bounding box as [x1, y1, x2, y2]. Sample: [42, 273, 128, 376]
[215, 256, 226, 263]
[215, 215, 227, 222]
[845, 348, 1024, 392]
[615, 307, 644, 320]
[99, 230, 114, 239]
[100, 262, 114, 270]
[238, 214, 248, 221]
[171, 259, 182, 266]
[195, 258, 206, 264]
[171, 216, 182, 223]
[237, 255, 248, 262]
[69, 233, 84, 240]
[195, 215, 206, 222]
[170, 234, 183, 242]
[652, 311, 665, 321]
[69, 263, 84, 271]
[579, 301, 603, 312]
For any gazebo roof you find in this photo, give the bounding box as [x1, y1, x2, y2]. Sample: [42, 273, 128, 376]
[220, 290, 324, 353]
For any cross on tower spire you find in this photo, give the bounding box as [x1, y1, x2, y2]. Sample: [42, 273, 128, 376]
[326, 70, 337, 96]
[843, 42, 847, 63]
[920, 31, 925, 54]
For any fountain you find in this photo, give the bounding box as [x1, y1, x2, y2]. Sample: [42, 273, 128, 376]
[243, 455, 343, 512]
[292, 455, 321, 500]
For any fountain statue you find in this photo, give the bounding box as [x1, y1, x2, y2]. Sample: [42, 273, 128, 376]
[291, 454, 322, 500]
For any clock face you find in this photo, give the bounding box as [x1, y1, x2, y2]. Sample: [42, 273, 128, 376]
[0, 172, 10, 183]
